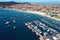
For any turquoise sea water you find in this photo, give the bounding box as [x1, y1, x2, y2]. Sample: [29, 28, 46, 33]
[0, 9, 60, 40]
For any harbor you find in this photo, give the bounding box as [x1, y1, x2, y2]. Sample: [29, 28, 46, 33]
[0, 0, 60, 40]
[25, 20, 60, 40]
[0, 9, 60, 40]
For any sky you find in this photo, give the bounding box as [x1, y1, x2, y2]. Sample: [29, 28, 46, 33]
[0, 0, 60, 3]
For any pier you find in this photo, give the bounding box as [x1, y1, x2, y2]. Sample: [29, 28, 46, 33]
[25, 20, 60, 40]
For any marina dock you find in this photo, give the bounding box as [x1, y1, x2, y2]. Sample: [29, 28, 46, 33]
[25, 20, 60, 40]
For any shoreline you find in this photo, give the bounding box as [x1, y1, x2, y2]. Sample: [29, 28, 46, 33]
[21, 10, 60, 21]
[1, 8, 60, 21]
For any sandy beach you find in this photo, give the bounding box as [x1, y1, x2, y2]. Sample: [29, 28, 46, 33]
[22, 11, 60, 21]
[3, 8, 60, 21]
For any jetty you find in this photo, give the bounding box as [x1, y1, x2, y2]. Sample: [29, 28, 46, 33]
[25, 20, 60, 40]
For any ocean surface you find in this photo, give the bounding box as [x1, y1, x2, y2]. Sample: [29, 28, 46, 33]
[0, 9, 60, 40]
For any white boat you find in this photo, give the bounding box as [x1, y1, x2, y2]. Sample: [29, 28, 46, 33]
[13, 26, 16, 29]
[13, 20, 16, 23]
[5, 21, 10, 25]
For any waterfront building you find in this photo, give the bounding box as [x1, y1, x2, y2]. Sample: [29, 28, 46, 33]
[48, 11, 54, 16]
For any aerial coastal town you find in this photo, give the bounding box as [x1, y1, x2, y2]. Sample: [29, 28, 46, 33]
[0, 2, 60, 21]
[0, 2, 60, 40]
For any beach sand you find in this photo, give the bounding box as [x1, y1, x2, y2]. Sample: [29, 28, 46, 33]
[22, 11, 60, 21]
[3, 8, 60, 21]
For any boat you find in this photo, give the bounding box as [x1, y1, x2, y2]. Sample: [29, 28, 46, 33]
[5, 21, 10, 25]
